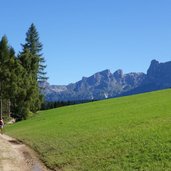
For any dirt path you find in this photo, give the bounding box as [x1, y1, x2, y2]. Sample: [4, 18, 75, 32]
[0, 134, 50, 171]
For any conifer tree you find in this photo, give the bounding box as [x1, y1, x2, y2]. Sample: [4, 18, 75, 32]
[18, 48, 41, 116]
[10, 58, 30, 120]
[21, 23, 47, 82]
[0, 36, 11, 118]
[0, 24, 48, 121]
[0, 36, 19, 118]
[19, 24, 47, 115]
[0, 36, 37, 120]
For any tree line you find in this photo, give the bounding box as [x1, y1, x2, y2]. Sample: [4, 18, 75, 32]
[41, 100, 97, 110]
[0, 23, 47, 121]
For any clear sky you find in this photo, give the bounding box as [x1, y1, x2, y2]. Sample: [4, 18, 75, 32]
[0, 0, 171, 85]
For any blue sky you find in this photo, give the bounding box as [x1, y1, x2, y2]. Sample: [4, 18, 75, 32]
[0, 0, 171, 85]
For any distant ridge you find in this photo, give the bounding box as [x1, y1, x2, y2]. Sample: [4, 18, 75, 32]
[42, 60, 171, 101]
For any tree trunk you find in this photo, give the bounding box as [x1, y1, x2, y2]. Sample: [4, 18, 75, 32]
[8, 99, 11, 117]
[0, 82, 2, 120]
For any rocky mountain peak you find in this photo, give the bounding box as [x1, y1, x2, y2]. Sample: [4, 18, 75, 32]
[113, 69, 123, 80]
[147, 59, 159, 75]
[43, 60, 171, 102]
[146, 59, 171, 86]
[151, 59, 159, 65]
[98, 69, 111, 77]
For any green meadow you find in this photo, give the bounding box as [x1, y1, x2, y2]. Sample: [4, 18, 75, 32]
[6, 89, 171, 171]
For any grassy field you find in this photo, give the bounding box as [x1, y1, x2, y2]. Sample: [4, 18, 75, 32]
[6, 89, 171, 171]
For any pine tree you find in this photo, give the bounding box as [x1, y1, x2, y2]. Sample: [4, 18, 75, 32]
[17, 23, 48, 118]
[22, 23, 48, 82]
[0, 24, 48, 121]
[10, 59, 30, 120]
[0, 36, 11, 118]
[0, 36, 20, 118]
[0, 36, 24, 120]
[18, 48, 41, 116]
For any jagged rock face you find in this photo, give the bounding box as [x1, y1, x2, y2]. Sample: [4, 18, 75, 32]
[43, 70, 145, 101]
[42, 60, 171, 101]
[113, 69, 123, 81]
[146, 60, 171, 88]
[122, 60, 171, 96]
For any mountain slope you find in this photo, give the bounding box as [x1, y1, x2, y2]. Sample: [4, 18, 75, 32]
[6, 89, 171, 170]
[43, 70, 146, 101]
[123, 60, 171, 96]
[43, 60, 171, 101]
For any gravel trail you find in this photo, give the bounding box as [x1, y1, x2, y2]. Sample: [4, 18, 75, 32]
[0, 134, 50, 171]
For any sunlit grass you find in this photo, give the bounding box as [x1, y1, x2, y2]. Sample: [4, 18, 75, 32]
[6, 89, 171, 171]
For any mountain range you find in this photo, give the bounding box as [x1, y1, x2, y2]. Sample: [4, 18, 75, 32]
[42, 60, 171, 101]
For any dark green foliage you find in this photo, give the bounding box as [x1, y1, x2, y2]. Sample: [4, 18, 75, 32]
[0, 36, 17, 118]
[18, 48, 41, 115]
[11, 65, 32, 120]
[0, 23, 47, 121]
[23, 23, 42, 55]
[41, 100, 97, 110]
[21, 23, 48, 83]
[41, 101, 75, 110]
[15, 23, 48, 119]
[0, 36, 11, 99]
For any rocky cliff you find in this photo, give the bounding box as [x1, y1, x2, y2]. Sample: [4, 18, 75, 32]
[42, 60, 171, 101]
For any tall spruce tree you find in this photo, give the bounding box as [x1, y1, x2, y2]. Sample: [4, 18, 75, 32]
[0, 36, 11, 119]
[18, 48, 41, 114]
[21, 23, 47, 82]
[10, 57, 31, 120]
[18, 23, 47, 116]
[0, 36, 20, 119]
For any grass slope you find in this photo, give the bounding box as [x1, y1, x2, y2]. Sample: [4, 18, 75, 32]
[6, 89, 171, 171]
